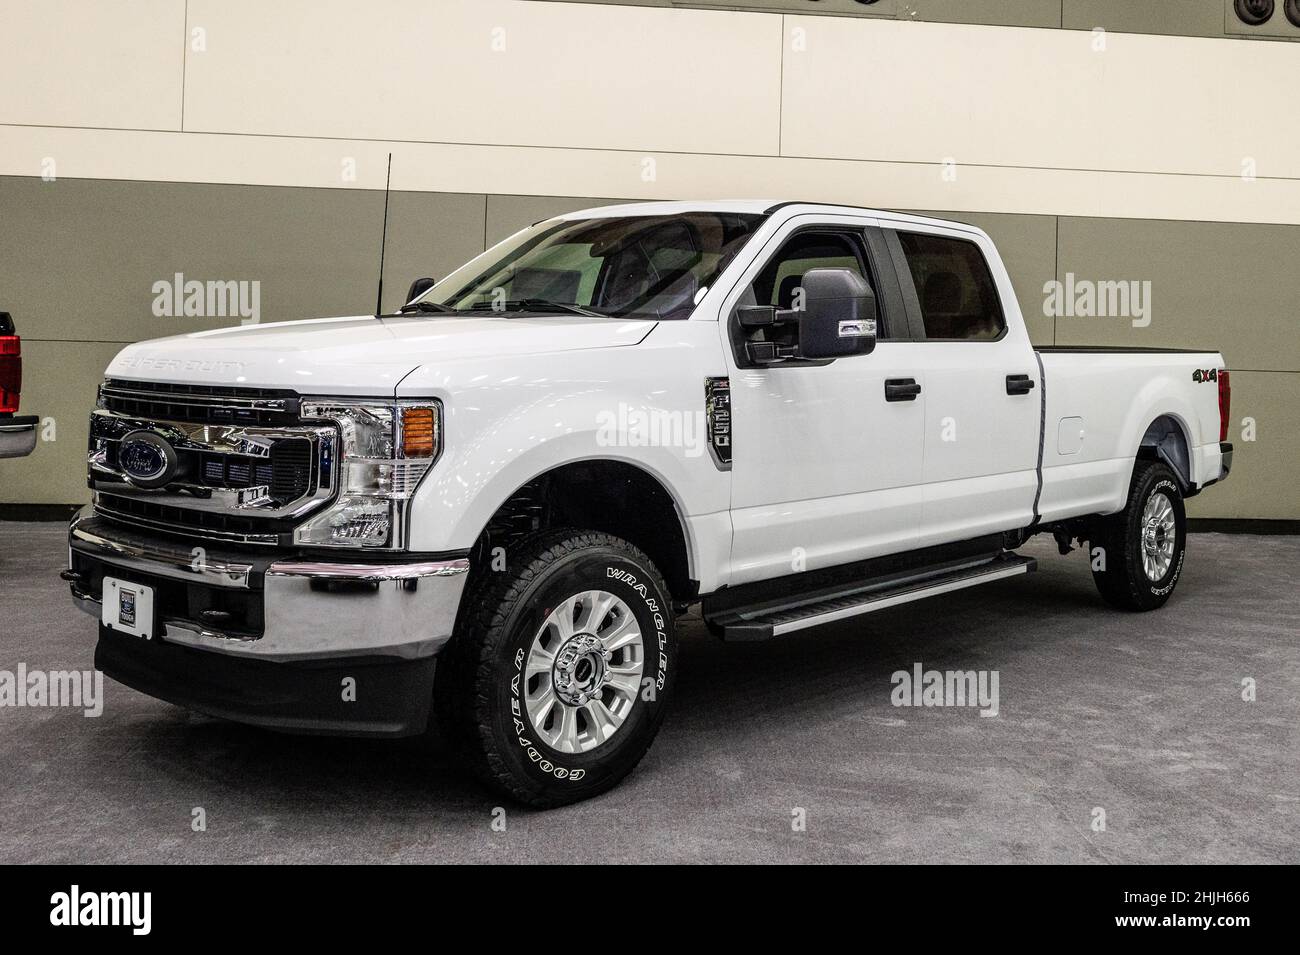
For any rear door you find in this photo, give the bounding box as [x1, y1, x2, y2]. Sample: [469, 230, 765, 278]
[884, 224, 1041, 546]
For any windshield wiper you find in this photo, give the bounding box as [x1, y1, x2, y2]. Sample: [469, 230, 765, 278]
[468, 299, 605, 317]
[396, 300, 458, 314]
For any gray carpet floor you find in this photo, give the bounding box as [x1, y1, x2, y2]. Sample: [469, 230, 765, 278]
[1, 521, 1295, 863]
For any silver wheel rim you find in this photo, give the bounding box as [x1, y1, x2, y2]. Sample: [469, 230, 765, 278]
[524, 590, 644, 754]
[1140, 491, 1177, 581]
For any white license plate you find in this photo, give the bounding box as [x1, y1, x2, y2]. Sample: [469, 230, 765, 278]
[102, 577, 155, 639]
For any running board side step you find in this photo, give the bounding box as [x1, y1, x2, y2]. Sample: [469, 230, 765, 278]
[705, 553, 1036, 642]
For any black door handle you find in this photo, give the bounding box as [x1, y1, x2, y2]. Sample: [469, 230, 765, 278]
[1006, 374, 1036, 396]
[885, 378, 922, 402]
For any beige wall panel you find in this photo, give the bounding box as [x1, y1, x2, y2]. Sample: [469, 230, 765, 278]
[5, 126, 1300, 227]
[182, 0, 782, 156]
[781, 15, 1300, 180]
[0, 0, 184, 131]
[1185, 371, 1299, 520]
[0, 341, 120, 505]
[1054, 217, 1300, 371]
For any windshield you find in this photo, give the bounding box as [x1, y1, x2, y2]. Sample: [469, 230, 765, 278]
[418, 212, 765, 320]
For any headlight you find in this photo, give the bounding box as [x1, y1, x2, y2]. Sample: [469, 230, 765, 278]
[294, 399, 441, 549]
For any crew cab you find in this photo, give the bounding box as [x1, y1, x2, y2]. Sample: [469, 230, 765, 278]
[0, 312, 39, 460]
[64, 201, 1232, 806]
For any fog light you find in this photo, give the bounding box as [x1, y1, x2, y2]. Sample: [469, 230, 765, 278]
[299, 498, 392, 546]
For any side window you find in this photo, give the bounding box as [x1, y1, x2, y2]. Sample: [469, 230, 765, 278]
[750, 231, 875, 315]
[896, 231, 1005, 341]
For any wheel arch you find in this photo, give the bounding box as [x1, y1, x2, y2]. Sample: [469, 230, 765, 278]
[466, 458, 697, 603]
[1136, 413, 1193, 493]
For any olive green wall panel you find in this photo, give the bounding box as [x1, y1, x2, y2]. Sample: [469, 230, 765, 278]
[560, 0, 1061, 28]
[0, 341, 121, 505]
[1, 177, 383, 342]
[0, 177, 487, 341]
[377, 191, 487, 314]
[1185, 371, 1299, 520]
[556, 0, 1297, 38]
[1063, 0, 1225, 38]
[899, 0, 1061, 27]
[485, 195, 622, 247]
[0, 183, 1294, 519]
[1053, 217, 1300, 372]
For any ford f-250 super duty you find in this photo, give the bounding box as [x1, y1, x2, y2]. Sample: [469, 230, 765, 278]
[64, 201, 1233, 806]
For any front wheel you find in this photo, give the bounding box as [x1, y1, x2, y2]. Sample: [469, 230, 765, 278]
[436, 530, 677, 807]
[1090, 460, 1187, 611]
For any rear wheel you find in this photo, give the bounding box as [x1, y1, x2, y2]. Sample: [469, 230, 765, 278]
[436, 529, 676, 807]
[1090, 460, 1187, 611]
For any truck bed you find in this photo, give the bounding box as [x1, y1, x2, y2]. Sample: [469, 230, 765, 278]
[1034, 346, 1227, 524]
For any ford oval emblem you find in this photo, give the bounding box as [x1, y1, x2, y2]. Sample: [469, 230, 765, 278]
[118, 431, 178, 488]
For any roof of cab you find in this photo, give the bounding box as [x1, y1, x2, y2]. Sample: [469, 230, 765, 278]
[553, 200, 984, 236]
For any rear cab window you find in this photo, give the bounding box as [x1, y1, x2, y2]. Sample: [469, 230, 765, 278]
[896, 231, 1005, 341]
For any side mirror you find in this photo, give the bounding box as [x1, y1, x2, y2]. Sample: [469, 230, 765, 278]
[796, 268, 877, 360]
[405, 277, 437, 304]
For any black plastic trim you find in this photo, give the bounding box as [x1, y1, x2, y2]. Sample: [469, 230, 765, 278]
[1034, 346, 1212, 354]
[1028, 350, 1047, 529]
[1188, 518, 1298, 535]
[95, 627, 437, 738]
[863, 226, 915, 342]
[0, 503, 81, 522]
[700, 533, 1005, 614]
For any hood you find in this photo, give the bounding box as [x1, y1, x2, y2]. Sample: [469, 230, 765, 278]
[106, 313, 657, 396]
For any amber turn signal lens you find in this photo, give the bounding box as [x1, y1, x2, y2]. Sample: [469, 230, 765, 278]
[401, 407, 437, 458]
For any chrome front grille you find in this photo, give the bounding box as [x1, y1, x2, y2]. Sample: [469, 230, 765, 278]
[98, 379, 301, 428]
[88, 386, 337, 545]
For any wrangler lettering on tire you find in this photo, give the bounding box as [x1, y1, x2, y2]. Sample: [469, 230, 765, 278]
[1089, 461, 1188, 612]
[436, 530, 677, 808]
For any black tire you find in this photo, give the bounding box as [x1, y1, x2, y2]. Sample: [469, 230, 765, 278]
[435, 529, 677, 807]
[1090, 460, 1187, 611]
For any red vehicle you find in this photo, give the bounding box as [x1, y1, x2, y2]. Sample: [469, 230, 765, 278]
[0, 312, 38, 459]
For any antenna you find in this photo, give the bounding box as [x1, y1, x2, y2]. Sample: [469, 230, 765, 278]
[374, 152, 393, 317]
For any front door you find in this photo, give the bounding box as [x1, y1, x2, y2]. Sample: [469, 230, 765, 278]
[720, 215, 927, 586]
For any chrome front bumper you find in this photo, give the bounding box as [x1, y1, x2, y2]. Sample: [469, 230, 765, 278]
[67, 506, 469, 663]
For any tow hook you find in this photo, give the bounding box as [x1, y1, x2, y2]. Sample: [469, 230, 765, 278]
[1052, 529, 1075, 556]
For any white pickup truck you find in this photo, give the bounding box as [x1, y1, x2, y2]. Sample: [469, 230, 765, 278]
[65, 201, 1233, 806]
